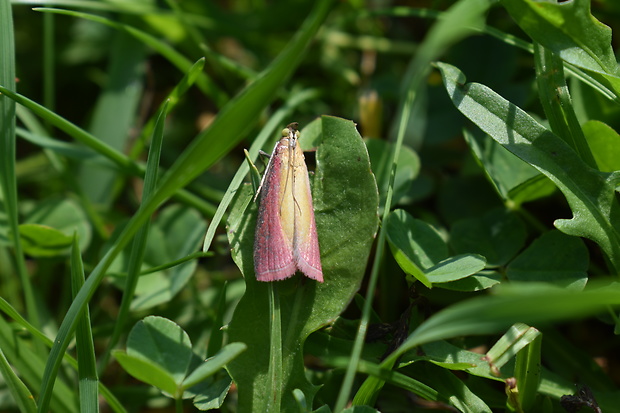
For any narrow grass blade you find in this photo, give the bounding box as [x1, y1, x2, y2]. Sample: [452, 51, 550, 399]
[0, 348, 37, 413]
[0, 0, 40, 333]
[71, 235, 99, 413]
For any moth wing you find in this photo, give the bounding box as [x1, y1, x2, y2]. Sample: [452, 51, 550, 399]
[292, 144, 324, 282]
[254, 142, 296, 281]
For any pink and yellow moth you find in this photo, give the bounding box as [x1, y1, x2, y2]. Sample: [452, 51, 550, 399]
[253, 122, 323, 282]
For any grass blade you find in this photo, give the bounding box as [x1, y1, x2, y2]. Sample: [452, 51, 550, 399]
[71, 235, 99, 413]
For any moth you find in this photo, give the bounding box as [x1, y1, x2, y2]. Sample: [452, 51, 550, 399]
[253, 122, 323, 282]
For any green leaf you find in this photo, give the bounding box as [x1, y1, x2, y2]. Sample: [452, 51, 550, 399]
[386, 209, 448, 270]
[463, 130, 556, 205]
[126, 316, 193, 386]
[226, 116, 379, 412]
[506, 230, 588, 290]
[183, 342, 247, 389]
[418, 341, 501, 381]
[436, 270, 502, 292]
[113, 351, 178, 397]
[192, 376, 233, 411]
[425, 254, 486, 284]
[450, 208, 527, 267]
[18, 224, 73, 257]
[16, 127, 98, 160]
[501, 0, 620, 99]
[386, 209, 484, 287]
[22, 197, 91, 254]
[437, 61, 620, 272]
[583, 120, 620, 172]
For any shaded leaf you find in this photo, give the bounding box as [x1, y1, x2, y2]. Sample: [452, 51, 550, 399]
[21, 197, 91, 256]
[450, 208, 527, 267]
[425, 254, 486, 284]
[126, 316, 193, 385]
[583, 120, 620, 173]
[18, 224, 72, 257]
[507, 230, 588, 290]
[464, 129, 556, 204]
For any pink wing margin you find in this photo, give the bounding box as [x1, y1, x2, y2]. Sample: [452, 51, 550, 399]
[294, 171, 323, 282]
[254, 144, 296, 281]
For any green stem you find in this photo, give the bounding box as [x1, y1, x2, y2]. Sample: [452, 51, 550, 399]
[0, 0, 41, 335]
[267, 283, 282, 413]
[534, 43, 597, 169]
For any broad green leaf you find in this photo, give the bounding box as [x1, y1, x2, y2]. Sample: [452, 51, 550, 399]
[386, 209, 448, 270]
[192, 376, 233, 411]
[20, 197, 91, 256]
[437, 270, 502, 292]
[437, 61, 620, 272]
[226, 116, 379, 412]
[18, 224, 72, 257]
[425, 254, 486, 284]
[450, 208, 527, 267]
[183, 342, 247, 388]
[126, 316, 193, 385]
[463, 130, 556, 204]
[583, 120, 620, 172]
[507, 230, 588, 290]
[113, 351, 178, 397]
[386, 209, 484, 287]
[501, 0, 620, 99]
